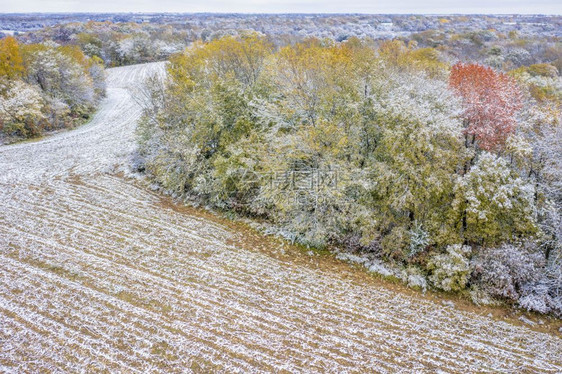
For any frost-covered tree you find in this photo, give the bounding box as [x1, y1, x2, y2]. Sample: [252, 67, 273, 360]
[21, 43, 105, 123]
[449, 63, 522, 152]
[1, 38, 105, 140]
[23, 45, 97, 114]
[137, 33, 272, 199]
[454, 152, 537, 245]
[363, 71, 465, 257]
[427, 244, 472, 292]
[88, 56, 107, 98]
[528, 110, 562, 268]
[0, 80, 44, 137]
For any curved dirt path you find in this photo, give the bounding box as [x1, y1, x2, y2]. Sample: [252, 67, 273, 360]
[0, 63, 561, 373]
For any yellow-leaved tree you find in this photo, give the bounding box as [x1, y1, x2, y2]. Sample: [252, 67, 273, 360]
[0, 37, 24, 82]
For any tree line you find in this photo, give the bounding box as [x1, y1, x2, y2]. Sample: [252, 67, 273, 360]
[137, 34, 561, 316]
[0, 36, 105, 142]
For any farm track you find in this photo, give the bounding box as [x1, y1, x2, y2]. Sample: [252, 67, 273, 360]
[0, 62, 561, 373]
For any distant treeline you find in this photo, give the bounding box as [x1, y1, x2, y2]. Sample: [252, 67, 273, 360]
[2, 14, 559, 72]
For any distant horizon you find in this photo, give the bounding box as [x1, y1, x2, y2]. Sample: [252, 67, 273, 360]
[1, 0, 561, 15]
[1, 12, 561, 15]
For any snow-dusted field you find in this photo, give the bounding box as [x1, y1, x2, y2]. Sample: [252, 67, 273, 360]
[0, 62, 561, 373]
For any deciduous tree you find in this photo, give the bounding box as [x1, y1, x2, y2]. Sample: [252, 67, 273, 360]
[450, 63, 522, 152]
[0, 37, 24, 82]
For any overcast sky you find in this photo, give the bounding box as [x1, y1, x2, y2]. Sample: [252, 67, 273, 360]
[1, 0, 561, 14]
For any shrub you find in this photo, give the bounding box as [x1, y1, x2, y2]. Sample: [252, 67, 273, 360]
[471, 243, 544, 301]
[381, 226, 410, 261]
[518, 262, 562, 317]
[427, 244, 471, 292]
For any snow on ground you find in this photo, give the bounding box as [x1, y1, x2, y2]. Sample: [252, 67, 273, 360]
[0, 62, 561, 373]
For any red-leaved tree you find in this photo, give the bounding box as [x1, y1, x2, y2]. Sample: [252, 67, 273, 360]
[449, 63, 522, 152]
